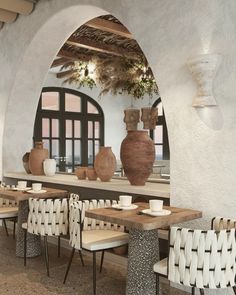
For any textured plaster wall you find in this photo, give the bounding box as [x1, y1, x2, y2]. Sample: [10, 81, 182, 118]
[1, 1, 236, 293]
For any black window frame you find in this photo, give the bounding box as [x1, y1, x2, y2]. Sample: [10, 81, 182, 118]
[33, 87, 104, 172]
[150, 97, 170, 160]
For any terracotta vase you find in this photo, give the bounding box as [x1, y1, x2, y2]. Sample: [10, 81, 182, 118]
[120, 131, 155, 186]
[22, 152, 31, 174]
[75, 167, 87, 180]
[141, 107, 158, 130]
[94, 147, 116, 182]
[123, 108, 140, 130]
[29, 142, 49, 175]
[86, 167, 97, 181]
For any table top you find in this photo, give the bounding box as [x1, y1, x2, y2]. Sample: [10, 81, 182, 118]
[0, 187, 68, 202]
[85, 202, 202, 230]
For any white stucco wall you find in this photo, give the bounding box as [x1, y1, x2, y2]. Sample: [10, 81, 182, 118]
[1, 1, 236, 293]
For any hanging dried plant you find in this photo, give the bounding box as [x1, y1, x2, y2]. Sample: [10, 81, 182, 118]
[61, 56, 159, 99]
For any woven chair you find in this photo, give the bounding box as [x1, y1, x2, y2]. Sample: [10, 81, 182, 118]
[0, 197, 18, 239]
[22, 198, 69, 276]
[63, 199, 129, 295]
[153, 225, 236, 295]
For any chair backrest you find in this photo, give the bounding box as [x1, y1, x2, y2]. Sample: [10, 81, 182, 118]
[212, 216, 236, 231]
[69, 199, 125, 250]
[27, 198, 68, 236]
[168, 227, 236, 289]
[69, 193, 80, 207]
[0, 197, 18, 207]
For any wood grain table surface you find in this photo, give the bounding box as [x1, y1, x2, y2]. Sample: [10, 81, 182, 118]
[85, 202, 202, 230]
[0, 187, 68, 202]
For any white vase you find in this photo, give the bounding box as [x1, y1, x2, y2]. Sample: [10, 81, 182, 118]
[43, 159, 56, 176]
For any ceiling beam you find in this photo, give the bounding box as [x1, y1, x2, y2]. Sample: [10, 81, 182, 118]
[58, 48, 96, 62]
[56, 69, 77, 79]
[67, 36, 139, 60]
[0, 8, 17, 23]
[51, 57, 71, 68]
[86, 18, 133, 39]
[0, 0, 34, 15]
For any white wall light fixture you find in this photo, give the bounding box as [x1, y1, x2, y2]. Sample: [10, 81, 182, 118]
[187, 54, 221, 107]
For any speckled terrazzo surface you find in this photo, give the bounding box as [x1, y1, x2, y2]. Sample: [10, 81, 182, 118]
[0, 227, 188, 295]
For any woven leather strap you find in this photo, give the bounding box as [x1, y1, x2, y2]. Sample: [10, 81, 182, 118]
[168, 227, 236, 289]
[0, 197, 18, 207]
[27, 198, 68, 236]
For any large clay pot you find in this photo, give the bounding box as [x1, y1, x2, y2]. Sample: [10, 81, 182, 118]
[29, 142, 49, 175]
[120, 131, 155, 186]
[22, 152, 31, 174]
[94, 147, 116, 182]
[43, 159, 56, 176]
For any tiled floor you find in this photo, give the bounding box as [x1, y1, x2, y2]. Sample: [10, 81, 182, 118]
[0, 227, 188, 295]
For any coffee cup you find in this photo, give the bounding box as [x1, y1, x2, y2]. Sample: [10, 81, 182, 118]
[17, 181, 27, 189]
[119, 195, 132, 207]
[149, 199, 163, 212]
[32, 183, 42, 192]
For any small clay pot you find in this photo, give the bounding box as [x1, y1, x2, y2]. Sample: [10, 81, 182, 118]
[86, 168, 97, 181]
[75, 167, 87, 180]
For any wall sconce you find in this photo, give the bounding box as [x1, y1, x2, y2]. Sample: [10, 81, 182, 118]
[187, 53, 221, 107]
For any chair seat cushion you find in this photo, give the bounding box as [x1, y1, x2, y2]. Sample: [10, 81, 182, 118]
[0, 207, 18, 219]
[22, 222, 27, 230]
[82, 230, 129, 251]
[153, 258, 168, 276]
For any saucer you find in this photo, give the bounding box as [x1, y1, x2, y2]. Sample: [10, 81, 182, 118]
[13, 187, 31, 191]
[112, 204, 138, 210]
[141, 209, 171, 216]
[27, 189, 47, 194]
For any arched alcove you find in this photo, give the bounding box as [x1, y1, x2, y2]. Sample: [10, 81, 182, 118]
[3, 4, 109, 172]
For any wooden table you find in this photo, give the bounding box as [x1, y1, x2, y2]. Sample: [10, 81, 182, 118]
[86, 202, 202, 295]
[0, 187, 68, 257]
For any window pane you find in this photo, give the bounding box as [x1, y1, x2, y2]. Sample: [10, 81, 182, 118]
[88, 140, 93, 165]
[66, 120, 72, 138]
[155, 145, 163, 160]
[42, 118, 49, 137]
[66, 140, 72, 165]
[95, 140, 100, 156]
[52, 139, 59, 159]
[65, 93, 81, 112]
[74, 121, 81, 138]
[42, 92, 59, 110]
[157, 102, 163, 116]
[74, 140, 81, 166]
[51, 119, 59, 137]
[87, 101, 98, 114]
[94, 121, 100, 138]
[88, 121, 93, 138]
[154, 125, 163, 144]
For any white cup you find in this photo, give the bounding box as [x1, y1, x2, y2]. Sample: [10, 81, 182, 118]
[17, 181, 27, 189]
[149, 199, 163, 212]
[119, 195, 132, 207]
[32, 183, 42, 192]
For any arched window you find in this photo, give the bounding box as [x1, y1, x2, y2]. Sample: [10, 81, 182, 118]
[150, 98, 170, 160]
[33, 87, 104, 173]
